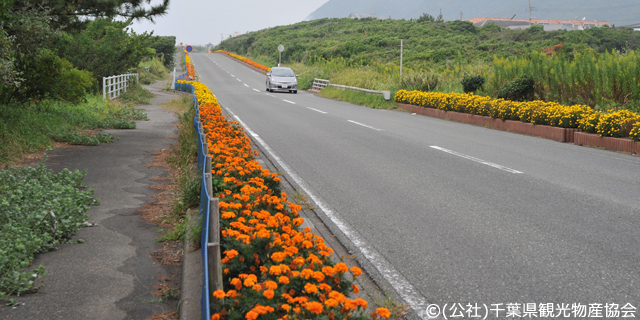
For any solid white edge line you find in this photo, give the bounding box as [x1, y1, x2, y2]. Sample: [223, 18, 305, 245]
[430, 146, 523, 174]
[347, 120, 383, 131]
[307, 107, 328, 114]
[223, 106, 430, 320]
[282, 99, 296, 104]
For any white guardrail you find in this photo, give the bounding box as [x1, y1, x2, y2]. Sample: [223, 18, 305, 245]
[103, 73, 139, 99]
[312, 78, 391, 100]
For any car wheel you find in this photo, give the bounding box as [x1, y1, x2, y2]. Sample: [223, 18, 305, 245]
[293, 90, 297, 94]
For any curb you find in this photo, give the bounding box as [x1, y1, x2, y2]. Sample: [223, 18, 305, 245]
[180, 211, 203, 320]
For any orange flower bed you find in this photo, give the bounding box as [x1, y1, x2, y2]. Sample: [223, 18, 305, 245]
[181, 79, 390, 320]
[185, 52, 196, 78]
[214, 50, 271, 73]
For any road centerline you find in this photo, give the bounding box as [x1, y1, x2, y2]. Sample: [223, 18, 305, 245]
[347, 120, 383, 131]
[430, 146, 523, 174]
[307, 107, 328, 114]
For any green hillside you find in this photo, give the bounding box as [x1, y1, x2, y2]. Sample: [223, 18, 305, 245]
[306, 0, 640, 27]
[218, 17, 640, 69]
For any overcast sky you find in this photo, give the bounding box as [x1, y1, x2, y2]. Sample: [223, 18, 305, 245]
[130, 0, 329, 46]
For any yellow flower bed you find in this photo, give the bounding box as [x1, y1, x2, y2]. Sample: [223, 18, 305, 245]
[395, 90, 640, 138]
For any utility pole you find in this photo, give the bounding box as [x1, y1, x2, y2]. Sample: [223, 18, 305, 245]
[400, 39, 403, 77]
[220, 33, 223, 44]
[460, 11, 463, 21]
[528, 0, 532, 25]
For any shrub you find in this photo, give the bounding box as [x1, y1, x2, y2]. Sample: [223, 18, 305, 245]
[497, 74, 535, 102]
[461, 75, 485, 93]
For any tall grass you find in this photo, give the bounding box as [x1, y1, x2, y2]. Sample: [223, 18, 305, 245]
[487, 50, 640, 110]
[0, 95, 147, 165]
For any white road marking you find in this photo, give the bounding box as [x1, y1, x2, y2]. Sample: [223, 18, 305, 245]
[237, 78, 242, 82]
[266, 94, 275, 97]
[282, 99, 296, 104]
[222, 107, 431, 320]
[307, 107, 327, 114]
[430, 146, 523, 174]
[347, 120, 383, 131]
[244, 84, 249, 87]
[230, 74, 235, 77]
[253, 89, 260, 92]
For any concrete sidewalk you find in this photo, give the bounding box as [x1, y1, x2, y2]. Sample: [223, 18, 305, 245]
[1, 81, 184, 320]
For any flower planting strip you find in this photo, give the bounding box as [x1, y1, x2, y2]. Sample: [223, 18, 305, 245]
[175, 56, 390, 319]
[396, 103, 640, 155]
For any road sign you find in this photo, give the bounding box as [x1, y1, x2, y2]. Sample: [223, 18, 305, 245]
[180, 42, 183, 46]
[278, 45, 285, 52]
[186, 45, 193, 53]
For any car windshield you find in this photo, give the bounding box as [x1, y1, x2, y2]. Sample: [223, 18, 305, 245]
[271, 68, 295, 77]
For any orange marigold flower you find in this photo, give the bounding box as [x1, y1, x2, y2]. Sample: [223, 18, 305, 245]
[224, 249, 239, 260]
[253, 284, 262, 292]
[312, 271, 325, 282]
[263, 289, 275, 300]
[324, 298, 339, 308]
[334, 262, 348, 273]
[230, 278, 242, 290]
[319, 283, 332, 292]
[281, 304, 290, 312]
[306, 301, 324, 315]
[304, 283, 318, 295]
[376, 308, 392, 319]
[211, 314, 220, 320]
[352, 284, 359, 293]
[354, 298, 367, 309]
[300, 268, 313, 279]
[350, 266, 362, 277]
[279, 276, 290, 284]
[244, 274, 257, 287]
[213, 290, 226, 299]
[246, 311, 259, 320]
[322, 266, 334, 277]
[264, 280, 278, 290]
[269, 265, 281, 276]
[328, 291, 346, 303]
[226, 290, 239, 298]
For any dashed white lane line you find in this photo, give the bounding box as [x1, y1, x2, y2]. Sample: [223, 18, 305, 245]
[430, 146, 523, 174]
[307, 107, 327, 114]
[253, 89, 260, 92]
[282, 99, 296, 104]
[222, 107, 431, 320]
[244, 84, 249, 87]
[347, 120, 383, 131]
[266, 94, 275, 97]
[230, 74, 235, 77]
[237, 78, 242, 82]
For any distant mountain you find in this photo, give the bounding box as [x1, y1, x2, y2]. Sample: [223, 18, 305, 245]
[305, 0, 640, 26]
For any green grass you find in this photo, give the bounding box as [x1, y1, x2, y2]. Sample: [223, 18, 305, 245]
[0, 95, 148, 165]
[317, 86, 397, 109]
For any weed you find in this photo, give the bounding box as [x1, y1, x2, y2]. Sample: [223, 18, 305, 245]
[0, 164, 99, 299]
[372, 292, 410, 319]
[317, 87, 397, 110]
[292, 189, 317, 211]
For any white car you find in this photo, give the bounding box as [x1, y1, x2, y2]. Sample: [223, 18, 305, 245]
[266, 67, 298, 93]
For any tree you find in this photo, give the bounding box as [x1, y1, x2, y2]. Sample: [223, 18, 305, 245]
[150, 36, 176, 69]
[55, 19, 155, 84]
[8, 0, 169, 32]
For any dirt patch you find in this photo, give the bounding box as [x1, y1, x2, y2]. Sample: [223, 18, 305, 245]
[137, 148, 177, 227]
[149, 242, 183, 266]
[145, 311, 177, 320]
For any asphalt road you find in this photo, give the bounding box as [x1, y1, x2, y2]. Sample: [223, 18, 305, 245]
[191, 53, 640, 319]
